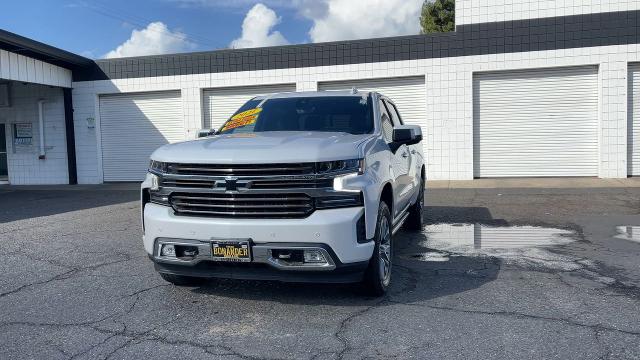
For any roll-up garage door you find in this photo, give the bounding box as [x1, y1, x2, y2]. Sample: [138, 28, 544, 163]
[318, 76, 426, 128]
[473, 66, 599, 177]
[203, 84, 296, 129]
[629, 64, 640, 176]
[99, 91, 183, 182]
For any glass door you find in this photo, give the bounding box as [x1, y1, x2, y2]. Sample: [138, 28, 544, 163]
[0, 125, 7, 181]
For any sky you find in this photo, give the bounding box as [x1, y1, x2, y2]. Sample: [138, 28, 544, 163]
[0, 0, 424, 59]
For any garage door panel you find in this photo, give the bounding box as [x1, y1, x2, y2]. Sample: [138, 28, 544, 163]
[629, 64, 640, 176]
[474, 66, 599, 178]
[318, 76, 426, 126]
[203, 84, 296, 129]
[100, 91, 183, 182]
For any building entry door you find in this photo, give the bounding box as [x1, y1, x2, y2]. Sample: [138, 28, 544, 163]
[0, 125, 7, 181]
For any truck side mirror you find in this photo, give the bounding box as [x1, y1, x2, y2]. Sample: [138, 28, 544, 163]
[197, 129, 216, 138]
[392, 125, 422, 145]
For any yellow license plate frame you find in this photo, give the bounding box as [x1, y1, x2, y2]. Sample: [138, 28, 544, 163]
[211, 240, 251, 262]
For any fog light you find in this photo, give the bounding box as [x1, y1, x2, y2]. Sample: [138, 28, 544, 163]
[182, 247, 198, 257]
[161, 244, 176, 257]
[303, 249, 327, 264]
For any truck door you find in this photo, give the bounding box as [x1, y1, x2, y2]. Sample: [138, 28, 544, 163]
[385, 99, 419, 198]
[379, 98, 412, 218]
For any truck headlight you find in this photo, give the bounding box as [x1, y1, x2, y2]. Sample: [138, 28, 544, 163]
[149, 190, 170, 206]
[316, 159, 364, 175]
[315, 193, 363, 209]
[144, 172, 169, 206]
[149, 160, 168, 173]
[148, 172, 160, 191]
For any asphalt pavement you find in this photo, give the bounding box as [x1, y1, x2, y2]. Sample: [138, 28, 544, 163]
[0, 185, 639, 359]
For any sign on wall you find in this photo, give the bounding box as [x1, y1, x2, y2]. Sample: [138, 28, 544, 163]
[13, 123, 32, 145]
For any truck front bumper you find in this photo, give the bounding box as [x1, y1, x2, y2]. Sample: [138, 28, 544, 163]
[143, 203, 374, 282]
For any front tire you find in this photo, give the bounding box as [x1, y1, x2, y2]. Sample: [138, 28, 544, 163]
[405, 176, 425, 231]
[362, 201, 393, 296]
[160, 273, 206, 286]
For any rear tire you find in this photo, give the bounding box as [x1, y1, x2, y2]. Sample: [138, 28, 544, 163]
[405, 176, 425, 231]
[160, 273, 206, 286]
[362, 201, 393, 296]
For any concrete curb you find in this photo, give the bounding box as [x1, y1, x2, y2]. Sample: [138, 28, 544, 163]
[427, 178, 640, 189]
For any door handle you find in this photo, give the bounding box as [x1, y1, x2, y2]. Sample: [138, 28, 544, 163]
[401, 152, 408, 158]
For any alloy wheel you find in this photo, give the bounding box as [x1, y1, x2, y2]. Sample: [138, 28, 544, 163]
[378, 216, 392, 286]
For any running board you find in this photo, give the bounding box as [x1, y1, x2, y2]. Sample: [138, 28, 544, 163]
[392, 211, 409, 235]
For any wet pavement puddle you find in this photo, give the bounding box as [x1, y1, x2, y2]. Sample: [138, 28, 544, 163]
[422, 224, 576, 251]
[614, 226, 640, 243]
[404, 224, 585, 271]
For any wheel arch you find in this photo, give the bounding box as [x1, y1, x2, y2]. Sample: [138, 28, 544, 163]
[379, 181, 394, 219]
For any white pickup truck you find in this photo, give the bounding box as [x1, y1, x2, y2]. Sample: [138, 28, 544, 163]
[141, 90, 425, 295]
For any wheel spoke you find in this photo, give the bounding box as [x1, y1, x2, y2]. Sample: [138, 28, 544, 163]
[379, 245, 390, 262]
[378, 216, 392, 285]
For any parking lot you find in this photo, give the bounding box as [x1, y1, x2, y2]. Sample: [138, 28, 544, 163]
[1, 185, 640, 359]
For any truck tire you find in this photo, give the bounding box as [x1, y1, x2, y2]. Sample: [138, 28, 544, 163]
[362, 201, 393, 296]
[405, 176, 425, 231]
[160, 273, 206, 286]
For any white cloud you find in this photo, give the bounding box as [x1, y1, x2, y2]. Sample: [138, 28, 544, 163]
[299, 0, 423, 43]
[169, 0, 295, 9]
[230, 3, 289, 49]
[104, 22, 196, 58]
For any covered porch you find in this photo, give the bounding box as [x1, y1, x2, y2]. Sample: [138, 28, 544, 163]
[0, 29, 91, 185]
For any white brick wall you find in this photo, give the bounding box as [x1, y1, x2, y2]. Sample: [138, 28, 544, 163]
[0, 83, 69, 184]
[71, 42, 640, 182]
[456, 0, 640, 25]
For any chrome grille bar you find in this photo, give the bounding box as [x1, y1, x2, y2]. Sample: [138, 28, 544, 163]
[167, 163, 315, 176]
[174, 209, 313, 217]
[169, 192, 314, 218]
[171, 195, 310, 202]
[161, 178, 333, 190]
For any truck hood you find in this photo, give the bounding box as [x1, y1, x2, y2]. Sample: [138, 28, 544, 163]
[151, 131, 375, 164]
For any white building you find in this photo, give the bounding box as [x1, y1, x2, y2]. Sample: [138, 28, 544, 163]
[0, 29, 87, 184]
[2, 1, 640, 184]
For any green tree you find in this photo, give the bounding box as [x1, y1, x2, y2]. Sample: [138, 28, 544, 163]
[420, 0, 455, 34]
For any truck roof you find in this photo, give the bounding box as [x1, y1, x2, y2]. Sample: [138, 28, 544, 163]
[251, 90, 374, 101]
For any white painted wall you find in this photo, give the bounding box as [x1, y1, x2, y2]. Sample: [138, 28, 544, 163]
[0, 49, 72, 88]
[0, 83, 69, 184]
[71, 42, 639, 183]
[455, 0, 640, 26]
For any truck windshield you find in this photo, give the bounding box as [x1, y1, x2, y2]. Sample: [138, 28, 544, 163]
[217, 95, 374, 135]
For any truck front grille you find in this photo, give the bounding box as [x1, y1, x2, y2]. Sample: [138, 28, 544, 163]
[166, 163, 315, 176]
[161, 178, 333, 190]
[169, 192, 314, 218]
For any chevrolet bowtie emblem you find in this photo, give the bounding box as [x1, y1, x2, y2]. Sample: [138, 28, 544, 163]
[215, 178, 252, 192]
[225, 178, 238, 191]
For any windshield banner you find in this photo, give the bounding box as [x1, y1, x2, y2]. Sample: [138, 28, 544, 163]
[221, 108, 262, 132]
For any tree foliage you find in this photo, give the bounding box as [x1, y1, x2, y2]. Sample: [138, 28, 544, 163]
[420, 0, 455, 34]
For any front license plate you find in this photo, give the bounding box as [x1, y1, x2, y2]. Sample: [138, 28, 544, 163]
[211, 240, 251, 262]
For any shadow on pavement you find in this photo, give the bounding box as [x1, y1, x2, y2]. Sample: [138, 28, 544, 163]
[189, 206, 501, 306]
[0, 188, 139, 223]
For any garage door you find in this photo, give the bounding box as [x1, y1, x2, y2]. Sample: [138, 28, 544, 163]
[473, 66, 599, 177]
[203, 84, 296, 129]
[99, 91, 183, 182]
[318, 76, 426, 129]
[629, 64, 640, 176]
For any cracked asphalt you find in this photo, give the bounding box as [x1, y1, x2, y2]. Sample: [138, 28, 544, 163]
[1, 185, 640, 359]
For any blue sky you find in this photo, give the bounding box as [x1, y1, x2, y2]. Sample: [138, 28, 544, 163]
[0, 0, 424, 59]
